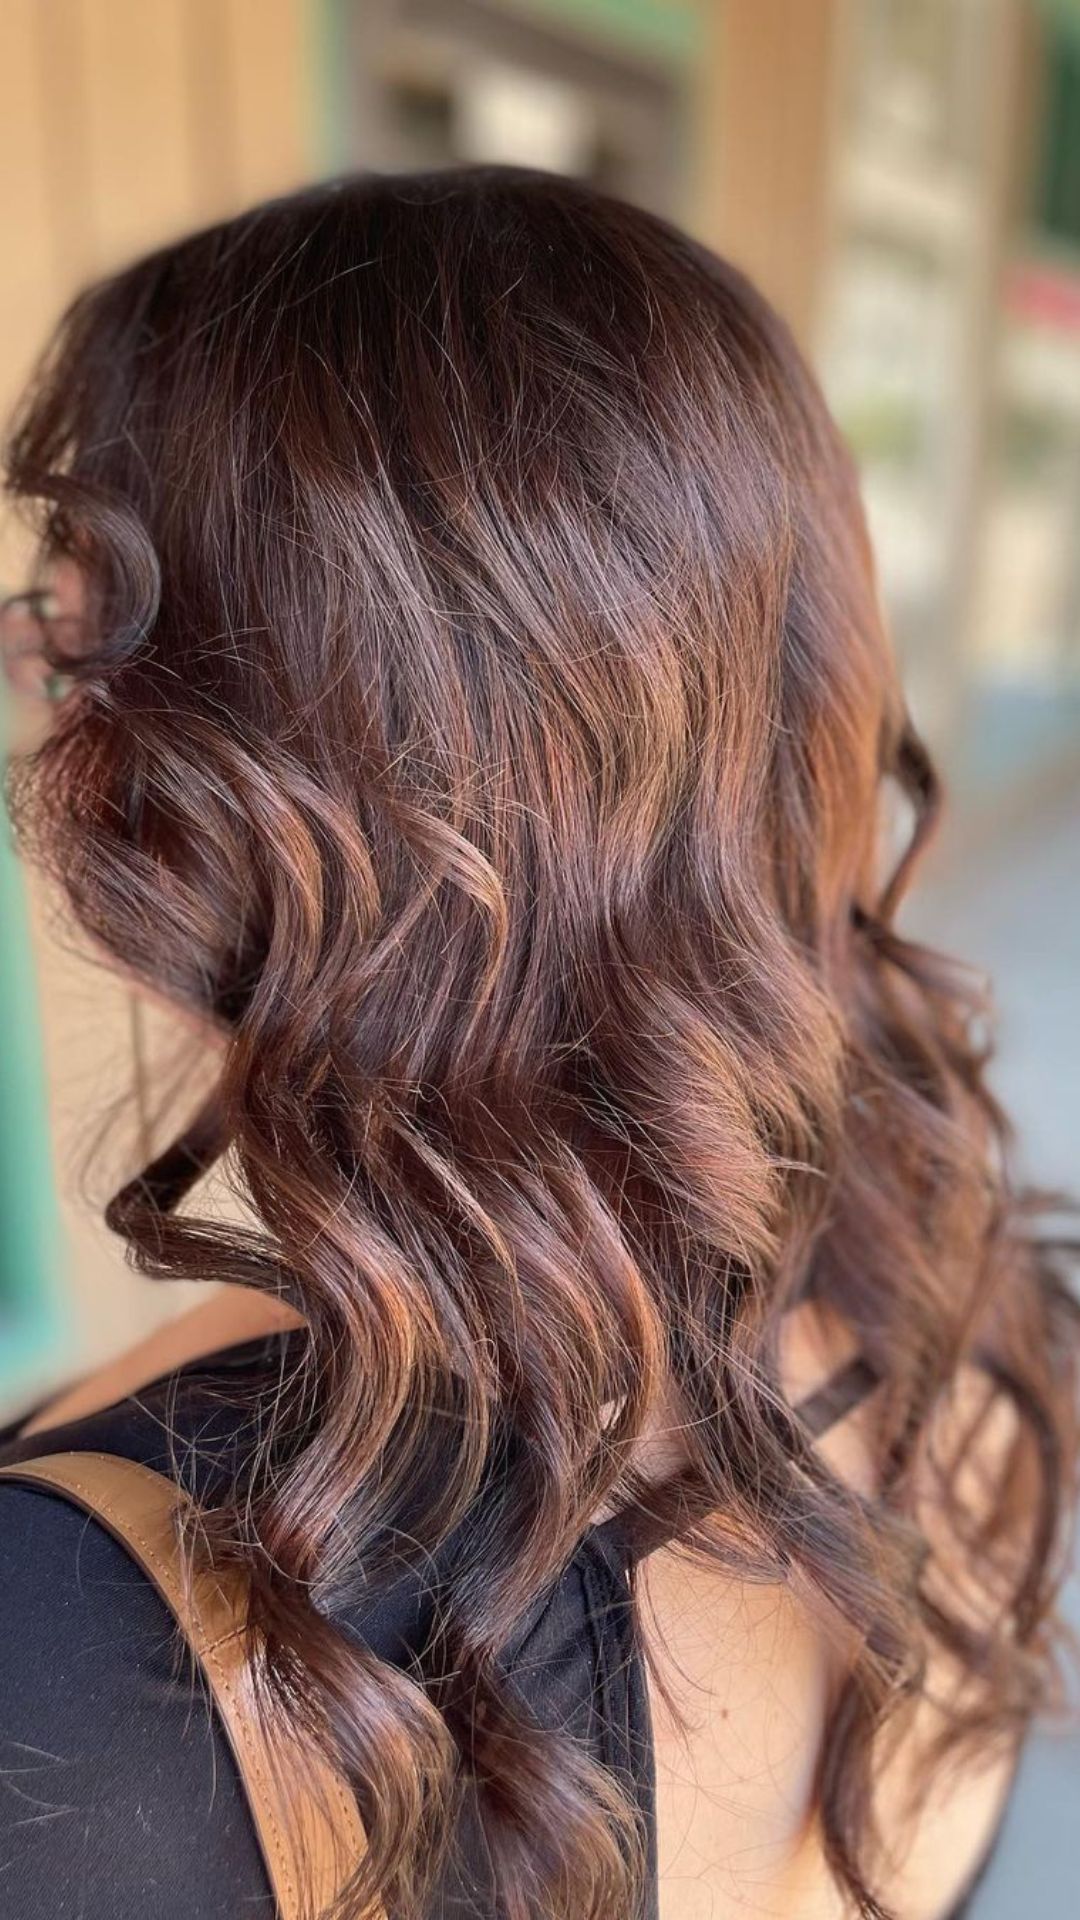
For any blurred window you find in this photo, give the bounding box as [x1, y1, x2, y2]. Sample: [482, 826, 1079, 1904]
[821, 0, 989, 747]
[335, 0, 693, 215]
[823, 0, 1080, 808]
[968, 6, 1080, 793]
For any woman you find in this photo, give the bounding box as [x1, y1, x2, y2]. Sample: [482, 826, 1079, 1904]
[0, 166, 1077, 1920]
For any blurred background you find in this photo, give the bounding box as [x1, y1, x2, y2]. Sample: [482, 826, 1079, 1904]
[1, 2, 1078, 1903]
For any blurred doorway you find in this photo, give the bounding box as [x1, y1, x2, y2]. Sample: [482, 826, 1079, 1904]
[328, 0, 692, 213]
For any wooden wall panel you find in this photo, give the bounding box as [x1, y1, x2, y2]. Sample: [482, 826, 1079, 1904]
[1, 0, 317, 513]
[0, 3, 67, 576]
[692, 0, 841, 352]
[222, 0, 314, 204]
[76, 0, 196, 264]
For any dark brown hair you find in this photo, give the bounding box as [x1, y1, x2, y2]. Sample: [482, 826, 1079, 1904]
[5, 166, 1080, 1920]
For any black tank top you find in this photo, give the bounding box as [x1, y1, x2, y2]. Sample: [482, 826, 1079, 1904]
[0, 1332, 1001, 1917]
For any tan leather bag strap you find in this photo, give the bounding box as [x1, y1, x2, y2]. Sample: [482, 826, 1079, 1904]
[0, 1450, 373, 1920]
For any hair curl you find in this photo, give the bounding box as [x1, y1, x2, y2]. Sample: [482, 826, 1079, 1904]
[5, 167, 1080, 1920]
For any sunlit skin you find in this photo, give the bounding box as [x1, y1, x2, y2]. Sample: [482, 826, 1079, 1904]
[0, 558, 84, 727]
[2, 560, 231, 1043]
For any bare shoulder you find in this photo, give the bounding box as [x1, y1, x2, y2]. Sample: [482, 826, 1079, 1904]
[645, 1302, 872, 1918]
[646, 1305, 1024, 1920]
[20, 1287, 303, 1438]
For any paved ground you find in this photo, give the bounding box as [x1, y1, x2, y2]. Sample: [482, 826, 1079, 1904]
[907, 783, 1080, 1916]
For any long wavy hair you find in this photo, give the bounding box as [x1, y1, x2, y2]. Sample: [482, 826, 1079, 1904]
[5, 167, 1080, 1920]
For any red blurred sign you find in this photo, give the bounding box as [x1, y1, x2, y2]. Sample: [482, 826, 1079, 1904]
[1006, 258, 1080, 332]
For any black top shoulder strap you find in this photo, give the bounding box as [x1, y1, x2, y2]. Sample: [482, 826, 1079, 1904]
[592, 1353, 883, 1565]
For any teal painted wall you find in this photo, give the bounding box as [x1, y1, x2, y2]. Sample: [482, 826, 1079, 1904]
[0, 689, 67, 1402]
